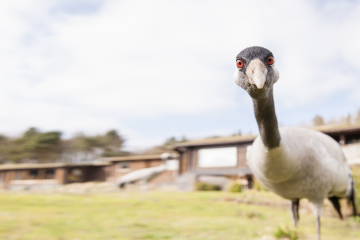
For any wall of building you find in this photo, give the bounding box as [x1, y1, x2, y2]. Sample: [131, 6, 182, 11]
[237, 145, 249, 169]
[55, 168, 66, 184]
[108, 159, 178, 185]
[178, 143, 251, 177]
[149, 170, 178, 184]
[0, 157, 178, 188]
[1, 169, 58, 184]
[342, 142, 360, 165]
[0, 168, 61, 189]
[179, 151, 189, 174]
[0, 165, 109, 188]
[110, 160, 164, 182]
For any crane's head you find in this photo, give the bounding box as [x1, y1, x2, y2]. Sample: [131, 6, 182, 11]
[233, 46, 279, 97]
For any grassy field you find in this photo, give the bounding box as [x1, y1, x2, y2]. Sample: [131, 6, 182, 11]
[0, 190, 359, 240]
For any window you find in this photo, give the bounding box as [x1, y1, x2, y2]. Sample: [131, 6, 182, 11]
[29, 170, 38, 179]
[45, 169, 55, 179]
[120, 163, 129, 169]
[198, 147, 237, 168]
[117, 162, 130, 172]
[67, 168, 83, 182]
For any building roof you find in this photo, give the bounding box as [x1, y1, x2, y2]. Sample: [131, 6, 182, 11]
[173, 135, 257, 148]
[104, 154, 163, 162]
[0, 154, 180, 170]
[312, 124, 360, 135]
[194, 168, 252, 176]
[0, 162, 110, 171]
[104, 153, 180, 162]
[173, 125, 360, 149]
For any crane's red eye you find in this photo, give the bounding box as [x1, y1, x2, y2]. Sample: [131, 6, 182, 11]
[267, 56, 274, 65]
[236, 60, 244, 68]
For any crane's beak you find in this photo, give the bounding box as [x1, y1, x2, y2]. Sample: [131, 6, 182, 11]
[246, 59, 268, 89]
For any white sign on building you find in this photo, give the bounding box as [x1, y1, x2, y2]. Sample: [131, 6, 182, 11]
[342, 143, 360, 165]
[198, 147, 237, 168]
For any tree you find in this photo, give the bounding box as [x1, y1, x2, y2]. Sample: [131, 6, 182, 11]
[100, 130, 128, 157]
[313, 115, 324, 126]
[24, 130, 62, 162]
[0, 135, 9, 163]
[65, 130, 128, 161]
[164, 136, 187, 145]
[0, 128, 129, 163]
[356, 110, 360, 124]
[346, 114, 352, 125]
[232, 130, 242, 136]
[164, 137, 177, 145]
[67, 133, 103, 162]
[3, 127, 62, 163]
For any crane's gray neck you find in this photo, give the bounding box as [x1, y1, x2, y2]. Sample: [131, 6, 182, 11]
[252, 88, 281, 149]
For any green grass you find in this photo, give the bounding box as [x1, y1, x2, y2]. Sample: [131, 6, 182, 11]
[352, 168, 360, 207]
[0, 191, 359, 240]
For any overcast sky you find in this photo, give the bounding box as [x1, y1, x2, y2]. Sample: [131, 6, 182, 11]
[0, 0, 360, 150]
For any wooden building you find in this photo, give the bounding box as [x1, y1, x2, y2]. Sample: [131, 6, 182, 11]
[173, 125, 360, 188]
[174, 135, 255, 178]
[1, 125, 360, 190]
[173, 135, 256, 189]
[317, 125, 360, 145]
[319, 125, 360, 165]
[105, 154, 179, 185]
[0, 162, 109, 190]
[0, 154, 179, 189]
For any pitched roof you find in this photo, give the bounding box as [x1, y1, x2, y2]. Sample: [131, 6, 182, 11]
[173, 125, 360, 149]
[0, 162, 110, 170]
[312, 124, 360, 135]
[173, 135, 257, 148]
[104, 154, 163, 162]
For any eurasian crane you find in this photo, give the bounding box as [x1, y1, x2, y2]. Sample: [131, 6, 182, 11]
[233, 46, 357, 240]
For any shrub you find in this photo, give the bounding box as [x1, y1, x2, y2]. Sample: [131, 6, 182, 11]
[253, 179, 268, 191]
[273, 225, 297, 240]
[195, 182, 221, 191]
[229, 182, 242, 193]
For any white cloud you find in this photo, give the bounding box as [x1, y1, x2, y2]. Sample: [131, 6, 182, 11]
[0, 0, 359, 148]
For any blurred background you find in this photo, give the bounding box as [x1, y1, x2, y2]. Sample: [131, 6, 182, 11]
[1, 1, 360, 239]
[0, 0, 360, 151]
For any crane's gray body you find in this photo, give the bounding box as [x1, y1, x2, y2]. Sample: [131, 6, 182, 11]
[247, 127, 351, 206]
